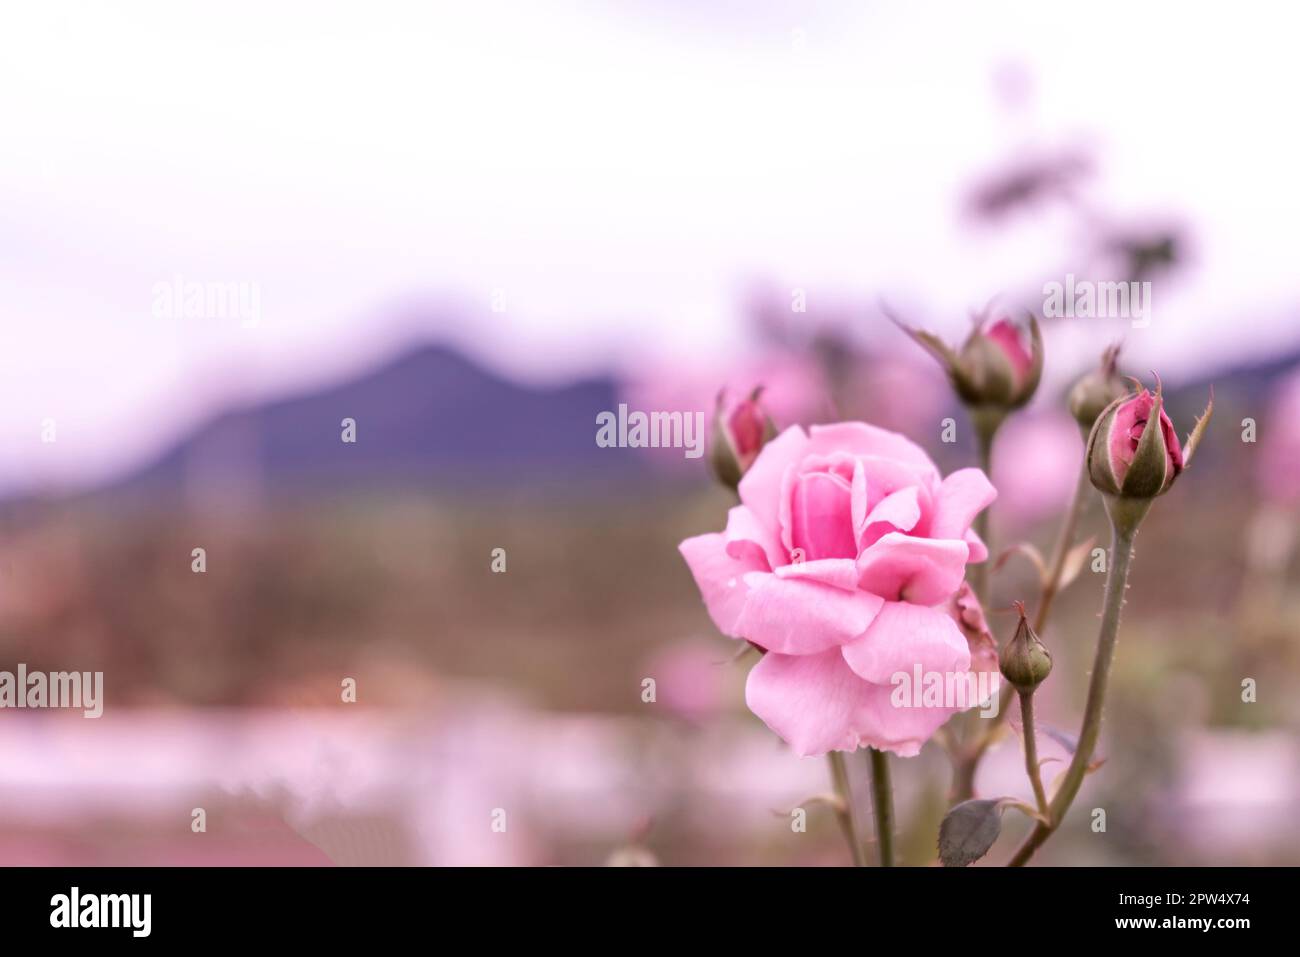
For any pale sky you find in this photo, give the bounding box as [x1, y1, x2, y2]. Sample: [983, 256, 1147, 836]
[2, 1, 1298, 492]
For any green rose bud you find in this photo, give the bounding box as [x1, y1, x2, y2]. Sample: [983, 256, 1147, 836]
[999, 601, 1053, 692]
[1068, 343, 1129, 433]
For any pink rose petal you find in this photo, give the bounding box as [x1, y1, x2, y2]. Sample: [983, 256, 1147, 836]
[856, 532, 969, 605]
[733, 572, 883, 654]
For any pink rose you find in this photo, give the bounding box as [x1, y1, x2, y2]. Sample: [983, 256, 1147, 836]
[678, 422, 996, 757]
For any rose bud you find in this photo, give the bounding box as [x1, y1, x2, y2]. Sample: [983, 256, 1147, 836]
[892, 309, 1043, 419]
[1068, 343, 1130, 433]
[1000, 601, 1052, 692]
[709, 386, 777, 492]
[1086, 376, 1213, 532]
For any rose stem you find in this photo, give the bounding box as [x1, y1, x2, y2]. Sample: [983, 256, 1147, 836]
[1018, 690, 1049, 816]
[951, 415, 998, 792]
[950, 459, 1091, 804]
[867, 747, 895, 866]
[1008, 519, 1136, 866]
[967, 420, 997, 610]
[1033, 461, 1093, 633]
[827, 751, 867, 867]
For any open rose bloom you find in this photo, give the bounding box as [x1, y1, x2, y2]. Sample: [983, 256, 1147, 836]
[679, 422, 997, 757]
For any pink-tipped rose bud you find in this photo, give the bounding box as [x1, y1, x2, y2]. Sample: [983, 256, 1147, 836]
[963, 317, 1039, 408]
[894, 310, 1043, 416]
[1086, 376, 1213, 506]
[709, 387, 777, 491]
[1087, 381, 1181, 499]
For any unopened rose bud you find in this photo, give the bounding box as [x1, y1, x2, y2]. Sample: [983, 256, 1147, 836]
[1085, 376, 1213, 533]
[1000, 601, 1052, 692]
[961, 317, 1041, 409]
[1086, 379, 1176, 498]
[1069, 343, 1129, 433]
[709, 387, 777, 492]
[892, 310, 1043, 424]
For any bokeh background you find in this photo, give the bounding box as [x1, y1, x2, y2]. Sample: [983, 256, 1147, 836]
[2, 0, 1298, 865]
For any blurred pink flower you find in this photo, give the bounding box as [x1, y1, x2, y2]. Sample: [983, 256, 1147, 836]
[622, 351, 828, 472]
[1168, 730, 1300, 858]
[678, 421, 995, 757]
[1259, 368, 1300, 506]
[991, 411, 1082, 527]
[842, 354, 948, 437]
[643, 640, 730, 724]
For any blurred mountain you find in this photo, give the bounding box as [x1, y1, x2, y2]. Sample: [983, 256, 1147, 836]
[85, 344, 684, 505]
[22, 335, 1300, 511]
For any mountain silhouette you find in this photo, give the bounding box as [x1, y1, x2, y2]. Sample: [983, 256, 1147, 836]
[89, 343, 684, 505]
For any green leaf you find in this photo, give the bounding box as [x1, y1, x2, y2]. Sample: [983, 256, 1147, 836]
[1040, 725, 1107, 775]
[1055, 536, 1097, 591]
[1182, 387, 1214, 468]
[994, 542, 1048, 584]
[938, 798, 1013, 867]
[1019, 312, 1045, 405]
[882, 304, 960, 372]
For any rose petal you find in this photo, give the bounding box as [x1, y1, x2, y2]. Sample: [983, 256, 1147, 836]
[805, 422, 939, 477]
[678, 532, 768, 637]
[790, 471, 857, 561]
[856, 677, 966, 757]
[857, 485, 923, 550]
[984, 318, 1033, 385]
[745, 647, 964, 757]
[929, 468, 997, 541]
[774, 557, 860, 590]
[850, 459, 870, 539]
[738, 425, 809, 544]
[856, 532, 969, 605]
[744, 648, 879, 756]
[1109, 390, 1150, 477]
[722, 505, 783, 570]
[841, 600, 971, 685]
[733, 572, 883, 654]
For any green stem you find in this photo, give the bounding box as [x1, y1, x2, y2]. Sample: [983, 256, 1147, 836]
[950, 456, 1091, 806]
[1019, 691, 1049, 816]
[1034, 462, 1092, 633]
[968, 421, 997, 610]
[827, 751, 866, 867]
[951, 416, 997, 798]
[868, 747, 895, 867]
[1009, 518, 1136, 866]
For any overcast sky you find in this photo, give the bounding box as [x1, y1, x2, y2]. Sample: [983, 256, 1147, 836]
[3, 1, 1298, 492]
